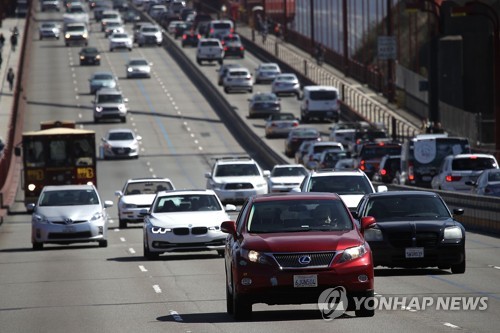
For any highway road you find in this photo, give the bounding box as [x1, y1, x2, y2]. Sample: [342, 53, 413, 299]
[0, 6, 499, 333]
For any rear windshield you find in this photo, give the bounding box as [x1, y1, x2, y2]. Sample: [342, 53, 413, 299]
[213, 23, 231, 29]
[201, 41, 220, 47]
[360, 145, 401, 159]
[452, 157, 497, 171]
[215, 164, 259, 177]
[309, 90, 338, 100]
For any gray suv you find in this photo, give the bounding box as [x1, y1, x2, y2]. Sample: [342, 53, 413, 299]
[93, 88, 128, 123]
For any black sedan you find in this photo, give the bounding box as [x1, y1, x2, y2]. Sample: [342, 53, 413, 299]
[356, 191, 466, 274]
[247, 92, 281, 118]
[79, 47, 101, 66]
[181, 31, 200, 47]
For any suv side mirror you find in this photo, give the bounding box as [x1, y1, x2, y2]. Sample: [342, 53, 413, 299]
[221, 221, 237, 238]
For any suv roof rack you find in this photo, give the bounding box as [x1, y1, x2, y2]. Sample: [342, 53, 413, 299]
[212, 155, 252, 161]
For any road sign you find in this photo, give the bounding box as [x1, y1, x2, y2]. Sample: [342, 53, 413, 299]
[378, 36, 397, 60]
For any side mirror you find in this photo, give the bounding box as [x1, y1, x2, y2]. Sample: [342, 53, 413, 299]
[139, 208, 149, 216]
[376, 185, 388, 193]
[360, 216, 376, 233]
[225, 204, 237, 212]
[263, 170, 271, 177]
[104, 200, 114, 208]
[453, 208, 464, 216]
[124, 98, 129, 103]
[464, 180, 475, 186]
[204, 172, 212, 178]
[14, 146, 21, 156]
[114, 190, 123, 197]
[136, 135, 142, 141]
[221, 220, 237, 238]
[26, 203, 36, 213]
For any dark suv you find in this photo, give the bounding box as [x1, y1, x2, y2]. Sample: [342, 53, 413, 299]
[221, 192, 376, 320]
[372, 154, 401, 183]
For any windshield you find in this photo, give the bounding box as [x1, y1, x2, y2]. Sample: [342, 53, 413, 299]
[215, 164, 260, 177]
[124, 181, 174, 195]
[364, 195, 451, 221]
[307, 175, 372, 195]
[129, 60, 148, 66]
[153, 194, 222, 212]
[108, 132, 133, 140]
[97, 94, 123, 103]
[39, 189, 98, 206]
[93, 74, 113, 80]
[272, 166, 308, 177]
[248, 200, 352, 233]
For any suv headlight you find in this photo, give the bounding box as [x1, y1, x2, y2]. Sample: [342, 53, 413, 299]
[443, 226, 463, 240]
[95, 106, 103, 112]
[339, 244, 367, 263]
[118, 104, 126, 111]
[240, 249, 272, 265]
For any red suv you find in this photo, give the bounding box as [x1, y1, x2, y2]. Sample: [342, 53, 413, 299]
[221, 192, 376, 320]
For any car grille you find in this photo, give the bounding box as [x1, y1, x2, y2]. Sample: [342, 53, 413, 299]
[172, 227, 208, 235]
[102, 107, 120, 112]
[387, 231, 440, 248]
[48, 231, 92, 239]
[153, 239, 225, 249]
[273, 252, 336, 269]
[52, 220, 87, 225]
[224, 183, 254, 190]
[111, 147, 131, 154]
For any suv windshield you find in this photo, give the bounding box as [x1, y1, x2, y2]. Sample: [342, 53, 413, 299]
[248, 200, 352, 233]
[98, 94, 123, 103]
[365, 195, 450, 220]
[307, 175, 372, 195]
[215, 164, 260, 176]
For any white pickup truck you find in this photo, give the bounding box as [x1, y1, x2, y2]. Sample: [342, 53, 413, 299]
[196, 38, 224, 65]
[63, 3, 89, 26]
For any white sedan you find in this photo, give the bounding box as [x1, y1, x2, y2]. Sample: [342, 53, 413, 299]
[101, 128, 141, 159]
[143, 189, 237, 259]
[109, 32, 133, 51]
[126, 58, 152, 78]
[115, 177, 175, 228]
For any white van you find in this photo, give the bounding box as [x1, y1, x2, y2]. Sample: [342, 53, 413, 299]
[300, 85, 340, 123]
[206, 20, 234, 39]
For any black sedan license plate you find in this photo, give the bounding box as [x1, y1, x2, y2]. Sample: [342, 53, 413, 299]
[405, 247, 424, 258]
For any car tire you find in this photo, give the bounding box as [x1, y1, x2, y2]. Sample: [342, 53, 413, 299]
[144, 240, 159, 260]
[217, 250, 225, 257]
[226, 280, 233, 314]
[224, 87, 229, 93]
[196, 58, 201, 65]
[98, 240, 108, 248]
[39, 35, 43, 40]
[355, 303, 375, 317]
[232, 273, 252, 320]
[120, 117, 126, 123]
[110, 48, 113, 52]
[218, 59, 223, 65]
[119, 219, 127, 229]
[451, 257, 466, 274]
[33, 242, 43, 250]
[249, 88, 253, 93]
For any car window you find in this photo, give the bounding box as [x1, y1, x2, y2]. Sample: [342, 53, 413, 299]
[40, 189, 98, 206]
[452, 157, 497, 171]
[154, 194, 221, 212]
[93, 74, 113, 80]
[108, 132, 133, 140]
[308, 175, 372, 194]
[247, 200, 352, 233]
[215, 164, 260, 176]
[309, 90, 338, 100]
[364, 196, 450, 220]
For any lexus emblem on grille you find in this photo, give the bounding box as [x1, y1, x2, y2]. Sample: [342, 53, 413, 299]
[298, 255, 312, 265]
[64, 218, 73, 225]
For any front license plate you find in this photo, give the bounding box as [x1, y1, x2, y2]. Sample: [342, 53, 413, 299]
[294, 274, 318, 288]
[405, 247, 424, 258]
[63, 226, 76, 233]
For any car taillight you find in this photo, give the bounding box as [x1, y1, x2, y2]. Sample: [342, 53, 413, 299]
[408, 163, 414, 181]
[182, 35, 187, 40]
[240, 46, 245, 51]
[224, 46, 228, 51]
[292, 122, 299, 127]
[271, 122, 278, 127]
[380, 169, 387, 176]
[446, 175, 462, 182]
[360, 160, 366, 171]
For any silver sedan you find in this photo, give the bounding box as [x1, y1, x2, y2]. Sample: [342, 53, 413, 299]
[271, 73, 301, 97]
[126, 58, 152, 78]
[101, 128, 142, 159]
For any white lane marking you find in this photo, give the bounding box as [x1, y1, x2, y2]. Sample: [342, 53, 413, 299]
[138, 265, 148, 272]
[149, 168, 154, 173]
[120, 237, 126, 242]
[153, 285, 162, 293]
[129, 248, 136, 254]
[488, 265, 500, 270]
[443, 322, 460, 329]
[170, 310, 183, 322]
